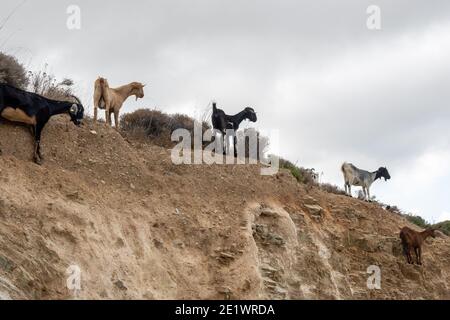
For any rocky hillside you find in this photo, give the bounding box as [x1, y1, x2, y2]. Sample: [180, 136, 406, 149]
[0, 116, 449, 299]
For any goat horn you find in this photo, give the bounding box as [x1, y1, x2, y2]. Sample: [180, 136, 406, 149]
[70, 95, 82, 105]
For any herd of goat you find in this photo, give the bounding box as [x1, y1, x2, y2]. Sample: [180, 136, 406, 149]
[0, 79, 439, 265]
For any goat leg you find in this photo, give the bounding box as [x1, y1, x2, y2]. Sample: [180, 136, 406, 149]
[364, 187, 370, 202]
[94, 106, 98, 123]
[404, 245, 412, 264]
[223, 134, 227, 156]
[33, 140, 42, 165]
[416, 247, 422, 265]
[407, 249, 413, 264]
[105, 109, 111, 126]
[33, 122, 45, 165]
[37, 140, 43, 160]
[29, 126, 43, 159]
[114, 109, 120, 130]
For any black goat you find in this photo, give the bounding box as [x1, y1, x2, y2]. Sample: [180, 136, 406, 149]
[211, 102, 257, 157]
[0, 83, 84, 164]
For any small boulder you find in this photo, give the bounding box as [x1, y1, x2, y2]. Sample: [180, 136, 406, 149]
[305, 204, 324, 222]
[114, 280, 127, 291]
[435, 230, 447, 239]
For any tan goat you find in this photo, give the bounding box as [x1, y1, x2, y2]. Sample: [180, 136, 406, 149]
[93, 77, 145, 128]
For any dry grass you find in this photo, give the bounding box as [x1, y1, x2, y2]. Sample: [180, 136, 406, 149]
[28, 67, 75, 101]
[318, 183, 346, 196]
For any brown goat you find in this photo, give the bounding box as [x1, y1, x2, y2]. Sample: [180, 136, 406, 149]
[93, 77, 145, 129]
[399, 226, 436, 265]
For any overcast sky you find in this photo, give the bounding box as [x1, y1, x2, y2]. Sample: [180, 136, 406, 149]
[2, 0, 449, 222]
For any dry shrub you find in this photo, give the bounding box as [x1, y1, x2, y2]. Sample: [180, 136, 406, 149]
[0, 53, 76, 102]
[28, 67, 75, 101]
[122, 109, 271, 159]
[385, 205, 402, 215]
[121, 109, 211, 148]
[319, 183, 346, 196]
[0, 51, 29, 89]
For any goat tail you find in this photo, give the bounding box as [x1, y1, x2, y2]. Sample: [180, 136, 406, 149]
[99, 77, 109, 89]
[94, 77, 109, 108]
[96, 77, 109, 93]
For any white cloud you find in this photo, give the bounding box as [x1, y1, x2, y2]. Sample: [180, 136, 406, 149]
[438, 212, 450, 222]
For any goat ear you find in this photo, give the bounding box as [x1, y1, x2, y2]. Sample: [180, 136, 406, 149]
[70, 104, 78, 114]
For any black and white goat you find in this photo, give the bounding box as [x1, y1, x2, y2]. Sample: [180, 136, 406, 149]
[341, 162, 391, 201]
[0, 83, 84, 164]
[211, 102, 257, 157]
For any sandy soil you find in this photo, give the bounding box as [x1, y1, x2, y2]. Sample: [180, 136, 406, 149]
[0, 115, 448, 299]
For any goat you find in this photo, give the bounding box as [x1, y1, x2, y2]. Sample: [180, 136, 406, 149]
[306, 168, 319, 183]
[400, 226, 436, 265]
[93, 77, 145, 129]
[0, 83, 84, 164]
[341, 162, 390, 201]
[211, 102, 257, 157]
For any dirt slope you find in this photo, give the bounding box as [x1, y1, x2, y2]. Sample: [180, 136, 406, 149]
[0, 116, 449, 300]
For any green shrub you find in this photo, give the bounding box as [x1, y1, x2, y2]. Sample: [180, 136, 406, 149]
[432, 221, 450, 235]
[405, 214, 430, 229]
[279, 158, 309, 183]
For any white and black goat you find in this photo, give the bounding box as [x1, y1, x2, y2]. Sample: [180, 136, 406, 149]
[341, 162, 391, 201]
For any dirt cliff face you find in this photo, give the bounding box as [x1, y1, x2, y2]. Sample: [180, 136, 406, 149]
[0, 116, 448, 300]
